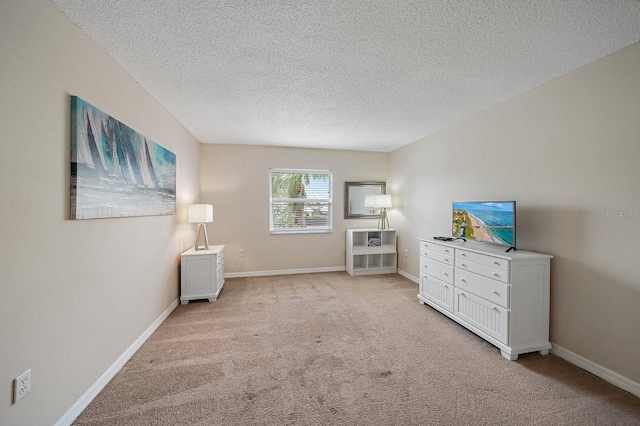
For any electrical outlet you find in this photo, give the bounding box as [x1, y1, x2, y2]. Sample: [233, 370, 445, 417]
[239, 249, 245, 257]
[403, 249, 409, 257]
[13, 369, 31, 404]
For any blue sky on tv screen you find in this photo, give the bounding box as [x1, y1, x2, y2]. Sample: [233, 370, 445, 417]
[453, 202, 514, 212]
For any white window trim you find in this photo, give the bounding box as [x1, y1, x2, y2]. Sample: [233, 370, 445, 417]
[269, 168, 333, 234]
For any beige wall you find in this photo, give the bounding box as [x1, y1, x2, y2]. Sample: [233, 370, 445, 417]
[200, 144, 387, 274]
[389, 42, 640, 384]
[0, 0, 200, 424]
[2, 0, 638, 423]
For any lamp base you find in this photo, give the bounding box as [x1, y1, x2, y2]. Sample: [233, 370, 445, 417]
[194, 223, 210, 251]
[378, 209, 390, 230]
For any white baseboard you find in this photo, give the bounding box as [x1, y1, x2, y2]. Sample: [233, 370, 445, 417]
[226, 267, 419, 282]
[225, 266, 345, 278]
[55, 299, 179, 426]
[398, 269, 419, 284]
[551, 343, 640, 398]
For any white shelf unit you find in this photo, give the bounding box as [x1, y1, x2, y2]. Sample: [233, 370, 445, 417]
[180, 245, 225, 304]
[346, 228, 397, 276]
[417, 238, 552, 360]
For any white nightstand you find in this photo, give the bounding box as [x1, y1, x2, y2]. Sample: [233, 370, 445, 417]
[180, 245, 225, 304]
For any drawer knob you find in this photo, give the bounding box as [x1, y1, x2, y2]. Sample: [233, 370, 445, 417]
[461, 263, 467, 267]
[492, 261, 500, 265]
[461, 253, 467, 257]
[492, 290, 499, 295]
[444, 285, 449, 289]
[460, 278, 467, 283]
[444, 249, 450, 253]
[443, 272, 449, 277]
[445, 258, 450, 263]
[492, 273, 500, 277]
[493, 307, 500, 312]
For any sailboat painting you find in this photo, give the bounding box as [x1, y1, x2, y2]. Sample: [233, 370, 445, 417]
[70, 96, 176, 219]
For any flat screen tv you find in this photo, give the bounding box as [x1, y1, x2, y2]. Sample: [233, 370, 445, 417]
[452, 201, 515, 248]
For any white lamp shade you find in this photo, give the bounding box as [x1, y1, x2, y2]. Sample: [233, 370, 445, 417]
[188, 204, 213, 223]
[374, 194, 392, 208]
[364, 195, 375, 208]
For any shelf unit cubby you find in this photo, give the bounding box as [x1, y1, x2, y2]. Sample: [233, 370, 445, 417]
[346, 228, 397, 276]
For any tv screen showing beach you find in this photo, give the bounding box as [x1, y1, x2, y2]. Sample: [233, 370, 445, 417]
[452, 201, 515, 247]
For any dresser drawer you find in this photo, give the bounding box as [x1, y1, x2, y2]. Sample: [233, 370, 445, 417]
[455, 258, 509, 283]
[455, 269, 510, 308]
[420, 273, 454, 312]
[454, 289, 509, 345]
[419, 240, 454, 257]
[420, 257, 454, 285]
[456, 249, 510, 271]
[420, 248, 454, 266]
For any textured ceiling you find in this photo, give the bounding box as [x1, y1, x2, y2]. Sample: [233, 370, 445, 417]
[52, 0, 640, 152]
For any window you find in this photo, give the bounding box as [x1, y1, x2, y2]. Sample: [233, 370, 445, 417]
[269, 169, 333, 234]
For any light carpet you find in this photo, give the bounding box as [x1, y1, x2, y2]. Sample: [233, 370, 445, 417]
[74, 272, 640, 425]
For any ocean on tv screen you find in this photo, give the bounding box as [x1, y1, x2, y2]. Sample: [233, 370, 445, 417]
[452, 202, 514, 246]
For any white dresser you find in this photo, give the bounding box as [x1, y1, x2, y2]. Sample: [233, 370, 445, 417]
[417, 238, 552, 360]
[180, 245, 225, 304]
[346, 228, 397, 276]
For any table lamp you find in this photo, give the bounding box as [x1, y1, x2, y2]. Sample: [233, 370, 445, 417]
[188, 204, 213, 250]
[374, 195, 392, 230]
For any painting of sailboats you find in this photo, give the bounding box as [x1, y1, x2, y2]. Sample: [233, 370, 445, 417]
[70, 96, 176, 219]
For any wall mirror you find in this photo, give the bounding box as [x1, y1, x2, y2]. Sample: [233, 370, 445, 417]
[344, 181, 386, 219]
